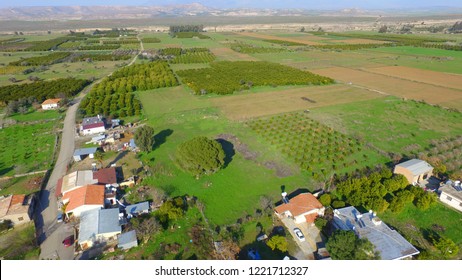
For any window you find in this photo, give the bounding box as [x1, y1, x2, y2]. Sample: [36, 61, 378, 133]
[446, 196, 452, 201]
[18, 217, 24, 221]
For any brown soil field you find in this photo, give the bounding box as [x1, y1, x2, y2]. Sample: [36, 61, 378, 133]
[210, 47, 259, 61]
[312, 67, 462, 108]
[211, 84, 382, 120]
[237, 32, 322, 45]
[364, 66, 462, 90]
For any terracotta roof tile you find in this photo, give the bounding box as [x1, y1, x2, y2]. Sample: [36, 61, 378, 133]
[305, 213, 318, 224]
[82, 122, 105, 130]
[63, 185, 105, 212]
[93, 167, 117, 185]
[275, 193, 323, 217]
[41, 98, 61, 105]
[10, 194, 26, 206]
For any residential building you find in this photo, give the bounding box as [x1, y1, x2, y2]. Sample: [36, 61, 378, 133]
[0, 194, 34, 226]
[56, 170, 98, 197]
[41, 98, 61, 110]
[56, 167, 118, 197]
[439, 181, 462, 212]
[393, 159, 433, 185]
[274, 193, 325, 224]
[118, 230, 138, 250]
[78, 208, 122, 249]
[80, 115, 105, 136]
[73, 147, 98, 162]
[124, 201, 150, 219]
[333, 206, 419, 260]
[62, 185, 105, 217]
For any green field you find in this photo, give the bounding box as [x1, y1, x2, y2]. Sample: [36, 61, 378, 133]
[0, 121, 58, 176]
[308, 96, 462, 156]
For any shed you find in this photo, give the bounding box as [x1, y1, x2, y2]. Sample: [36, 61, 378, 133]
[73, 147, 98, 162]
[118, 230, 138, 250]
[125, 201, 150, 218]
[394, 159, 433, 185]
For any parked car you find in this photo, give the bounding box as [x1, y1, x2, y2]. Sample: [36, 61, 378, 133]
[62, 235, 74, 247]
[57, 212, 63, 223]
[293, 228, 305, 242]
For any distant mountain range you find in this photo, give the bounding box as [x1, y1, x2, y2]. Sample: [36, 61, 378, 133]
[0, 3, 461, 21]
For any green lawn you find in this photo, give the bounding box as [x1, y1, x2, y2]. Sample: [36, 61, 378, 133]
[0, 222, 40, 260]
[9, 109, 63, 123]
[380, 202, 462, 245]
[308, 96, 462, 156]
[137, 86, 310, 225]
[366, 46, 462, 74]
[0, 121, 58, 176]
[0, 175, 42, 196]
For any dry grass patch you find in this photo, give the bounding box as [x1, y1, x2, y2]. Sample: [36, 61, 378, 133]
[210, 47, 259, 61]
[312, 67, 462, 108]
[211, 84, 382, 120]
[364, 66, 462, 90]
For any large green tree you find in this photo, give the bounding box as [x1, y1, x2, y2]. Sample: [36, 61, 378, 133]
[176, 136, 225, 176]
[326, 230, 380, 260]
[134, 125, 155, 152]
[267, 235, 288, 252]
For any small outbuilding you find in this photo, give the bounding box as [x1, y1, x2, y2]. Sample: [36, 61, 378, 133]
[118, 230, 138, 250]
[124, 201, 150, 219]
[393, 159, 433, 185]
[81, 115, 106, 136]
[73, 147, 98, 162]
[439, 180, 462, 212]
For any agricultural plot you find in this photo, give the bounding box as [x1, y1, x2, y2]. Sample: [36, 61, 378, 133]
[175, 32, 210, 39]
[211, 84, 382, 120]
[237, 32, 322, 46]
[312, 67, 462, 110]
[9, 52, 71, 66]
[0, 121, 57, 176]
[209, 47, 258, 61]
[157, 48, 216, 64]
[176, 61, 334, 95]
[308, 96, 462, 156]
[227, 42, 287, 53]
[418, 136, 462, 175]
[248, 112, 385, 177]
[80, 61, 177, 117]
[364, 66, 462, 90]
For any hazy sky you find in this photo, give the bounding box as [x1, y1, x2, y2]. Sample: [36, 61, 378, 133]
[1, 0, 462, 9]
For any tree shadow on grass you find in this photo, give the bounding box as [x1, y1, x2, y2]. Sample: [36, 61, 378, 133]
[216, 138, 235, 168]
[153, 129, 174, 150]
[106, 150, 129, 168]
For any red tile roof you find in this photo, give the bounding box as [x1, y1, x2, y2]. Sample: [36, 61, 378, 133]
[305, 213, 319, 224]
[82, 122, 105, 130]
[93, 167, 117, 185]
[10, 194, 25, 206]
[55, 178, 63, 197]
[62, 185, 105, 212]
[41, 98, 61, 105]
[275, 193, 323, 217]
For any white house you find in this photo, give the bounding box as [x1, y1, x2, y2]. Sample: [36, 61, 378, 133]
[41, 98, 61, 110]
[439, 181, 462, 212]
[78, 208, 121, 249]
[80, 116, 105, 136]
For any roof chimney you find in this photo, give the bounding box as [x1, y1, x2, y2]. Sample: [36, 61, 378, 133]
[281, 192, 289, 204]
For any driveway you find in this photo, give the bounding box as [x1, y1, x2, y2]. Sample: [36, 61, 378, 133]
[279, 216, 321, 260]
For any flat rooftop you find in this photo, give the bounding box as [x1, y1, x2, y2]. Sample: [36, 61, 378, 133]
[333, 206, 419, 260]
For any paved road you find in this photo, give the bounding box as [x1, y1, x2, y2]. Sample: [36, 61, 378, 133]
[37, 41, 142, 260]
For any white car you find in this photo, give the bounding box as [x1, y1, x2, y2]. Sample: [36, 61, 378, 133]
[294, 228, 305, 242]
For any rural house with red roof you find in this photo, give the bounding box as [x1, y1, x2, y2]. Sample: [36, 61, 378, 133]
[41, 98, 61, 110]
[80, 115, 105, 136]
[0, 194, 34, 226]
[274, 193, 325, 224]
[62, 185, 105, 217]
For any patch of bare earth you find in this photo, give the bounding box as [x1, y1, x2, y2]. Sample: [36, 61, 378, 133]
[216, 133, 293, 177]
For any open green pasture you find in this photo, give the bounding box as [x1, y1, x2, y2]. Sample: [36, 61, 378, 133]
[137, 86, 310, 225]
[308, 96, 462, 156]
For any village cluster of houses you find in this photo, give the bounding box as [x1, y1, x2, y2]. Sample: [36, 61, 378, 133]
[55, 166, 149, 251]
[271, 158, 462, 260]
